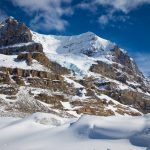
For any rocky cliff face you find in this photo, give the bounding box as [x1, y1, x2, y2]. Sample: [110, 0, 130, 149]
[0, 17, 32, 46]
[0, 17, 149, 118]
[0, 17, 43, 55]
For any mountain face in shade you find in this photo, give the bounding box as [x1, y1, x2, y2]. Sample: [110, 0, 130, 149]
[0, 17, 150, 118]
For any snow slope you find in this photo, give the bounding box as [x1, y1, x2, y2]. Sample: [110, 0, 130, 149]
[0, 113, 149, 150]
[32, 31, 115, 76]
[32, 31, 115, 55]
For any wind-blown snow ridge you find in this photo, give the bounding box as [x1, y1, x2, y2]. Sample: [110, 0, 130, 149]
[71, 115, 150, 139]
[0, 113, 149, 150]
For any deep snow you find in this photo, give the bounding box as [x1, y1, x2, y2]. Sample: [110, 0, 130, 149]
[0, 112, 149, 150]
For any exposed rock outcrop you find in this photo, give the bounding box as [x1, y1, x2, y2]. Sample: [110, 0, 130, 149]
[0, 17, 32, 47]
[0, 42, 43, 55]
[17, 52, 70, 74]
[110, 90, 150, 113]
[0, 17, 43, 55]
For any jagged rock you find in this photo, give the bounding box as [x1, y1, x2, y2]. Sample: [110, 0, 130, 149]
[90, 59, 146, 86]
[112, 46, 144, 82]
[90, 61, 117, 80]
[110, 90, 150, 113]
[0, 17, 32, 47]
[0, 17, 43, 55]
[112, 46, 140, 73]
[89, 47, 146, 88]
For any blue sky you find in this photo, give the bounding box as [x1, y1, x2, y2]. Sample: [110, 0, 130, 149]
[0, 0, 150, 76]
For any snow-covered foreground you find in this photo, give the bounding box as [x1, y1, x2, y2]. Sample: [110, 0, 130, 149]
[0, 113, 150, 150]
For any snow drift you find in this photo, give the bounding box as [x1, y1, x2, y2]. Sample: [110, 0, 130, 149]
[71, 115, 150, 147]
[0, 113, 149, 150]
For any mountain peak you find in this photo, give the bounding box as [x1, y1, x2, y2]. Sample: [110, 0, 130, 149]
[0, 16, 32, 47]
[69, 31, 116, 56]
[33, 30, 115, 58]
[79, 31, 96, 36]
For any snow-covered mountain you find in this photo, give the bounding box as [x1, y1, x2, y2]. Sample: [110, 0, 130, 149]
[0, 17, 150, 118]
[32, 31, 115, 76]
[32, 31, 144, 83]
[0, 16, 150, 150]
